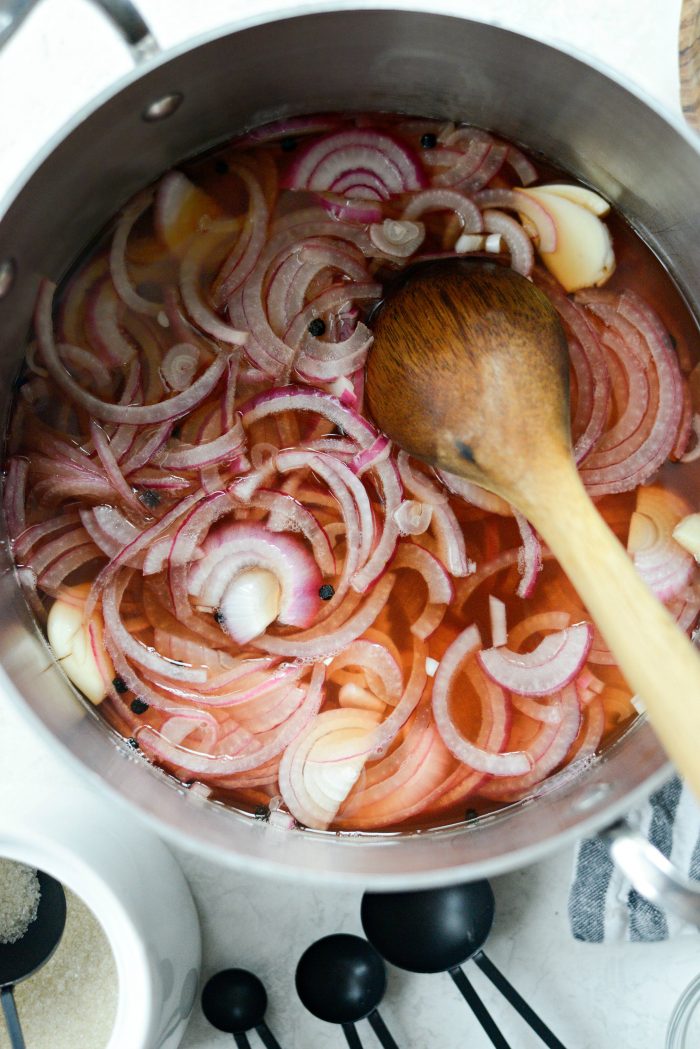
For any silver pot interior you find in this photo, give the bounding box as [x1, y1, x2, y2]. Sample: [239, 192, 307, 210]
[0, 7, 693, 884]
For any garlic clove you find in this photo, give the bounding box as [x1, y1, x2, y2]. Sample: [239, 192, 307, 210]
[155, 172, 223, 255]
[218, 567, 282, 644]
[47, 600, 113, 705]
[516, 187, 615, 292]
[673, 513, 700, 560]
[338, 681, 386, 713]
[531, 183, 610, 216]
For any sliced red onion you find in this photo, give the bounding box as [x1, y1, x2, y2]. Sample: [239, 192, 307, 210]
[241, 488, 335, 577]
[402, 188, 483, 234]
[188, 520, 321, 637]
[36, 280, 233, 425]
[179, 225, 250, 346]
[477, 683, 582, 800]
[137, 663, 325, 776]
[431, 504, 472, 577]
[327, 638, 404, 703]
[627, 485, 694, 601]
[159, 417, 245, 470]
[478, 622, 592, 696]
[394, 499, 433, 536]
[103, 572, 208, 683]
[481, 210, 534, 276]
[474, 189, 557, 252]
[365, 641, 428, 757]
[110, 190, 161, 316]
[160, 343, 200, 391]
[4, 458, 28, 540]
[575, 291, 683, 494]
[236, 114, 344, 147]
[432, 625, 531, 775]
[90, 421, 142, 511]
[28, 525, 91, 575]
[275, 448, 370, 579]
[284, 128, 427, 198]
[504, 146, 538, 186]
[397, 452, 447, 505]
[317, 194, 384, 224]
[79, 505, 141, 560]
[255, 574, 394, 660]
[38, 542, 102, 592]
[368, 220, 425, 258]
[348, 434, 390, 477]
[350, 457, 402, 592]
[510, 694, 564, 725]
[438, 470, 511, 515]
[489, 595, 507, 647]
[213, 166, 271, 306]
[13, 510, 81, 561]
[85, 279, 137, 365]
[514, 511, 543, 599]
[392, 543, 453, 640]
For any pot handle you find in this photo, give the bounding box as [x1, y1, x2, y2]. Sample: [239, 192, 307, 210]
[600, 818, 700, 926]
[0, 0, 159, 60]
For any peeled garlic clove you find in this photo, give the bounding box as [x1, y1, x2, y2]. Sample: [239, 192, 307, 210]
[531, 183, 610, 216]
[673, 513, 700, 559]
[47, 600, 113, 705]
[338, 682, 386, 713]
[155, 171, 223, 254]
[218, 567, 281, 644]
[516, 187, 615, 292]
[369, 219, 425, 258]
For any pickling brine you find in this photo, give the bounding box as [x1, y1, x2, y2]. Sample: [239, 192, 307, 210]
[5, 112, 700, 832]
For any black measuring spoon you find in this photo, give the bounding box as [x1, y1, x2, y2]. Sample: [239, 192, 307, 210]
[201, 968, 284, 1049]
[362, 880, 568, 1049]
[0, 870, 67, 1049]
[295, 933, 401, 1049]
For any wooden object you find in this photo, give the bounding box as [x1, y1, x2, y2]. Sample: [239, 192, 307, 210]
[366, 260, 700, 796]
[680, 0, 700, 129]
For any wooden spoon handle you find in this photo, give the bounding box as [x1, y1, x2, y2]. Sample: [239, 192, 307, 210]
[680, 0, 700, 128]
[521, 461, 700, 797]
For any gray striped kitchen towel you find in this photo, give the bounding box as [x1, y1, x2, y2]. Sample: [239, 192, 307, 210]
[569, 776, 700, 942]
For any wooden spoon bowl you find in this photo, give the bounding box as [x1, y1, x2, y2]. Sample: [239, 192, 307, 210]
[366, 259, 700, 796]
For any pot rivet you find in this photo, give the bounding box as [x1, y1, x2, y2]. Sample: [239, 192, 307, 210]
[142, 92, 183, 122]
[0, 258, 16, 300]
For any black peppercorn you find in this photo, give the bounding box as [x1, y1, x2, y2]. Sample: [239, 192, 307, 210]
[214, 609, 225, 625]
[254, 804, 270, 820]
[130, 698, 149, 715]
[420, 132, 437, 149]
[214, 158, 229, 174]
[319, 583, 335, 601]
[464, 808, 479, 822]
[308, 317, 326, 337]
[126, 737, 139, 750]
[139, 488, 160, 509]
[112, 676, 128, 694]
[280, 137, 298, 152]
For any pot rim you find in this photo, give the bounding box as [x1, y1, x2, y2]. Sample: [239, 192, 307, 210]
[0, 1, 685, 885]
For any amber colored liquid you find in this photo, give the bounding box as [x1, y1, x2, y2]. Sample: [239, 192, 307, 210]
[14, 116, 700, 835]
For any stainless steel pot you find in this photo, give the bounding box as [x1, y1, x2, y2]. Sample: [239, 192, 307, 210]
[1, 0, 700, 907]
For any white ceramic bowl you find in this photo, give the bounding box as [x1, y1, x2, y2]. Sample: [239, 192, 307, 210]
[0, 779, 201, 1049]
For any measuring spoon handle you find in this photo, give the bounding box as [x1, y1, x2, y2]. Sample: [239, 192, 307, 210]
[1, 988, 26, 1049]
[473, 951, 568, 1049]
[449, 966, 513, 1049]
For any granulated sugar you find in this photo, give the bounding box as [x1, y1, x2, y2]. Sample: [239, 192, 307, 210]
[0, 885, 118, 1049]
[0, 860, 40, 944]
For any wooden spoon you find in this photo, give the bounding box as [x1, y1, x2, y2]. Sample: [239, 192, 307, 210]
[366, 259, 700, 796]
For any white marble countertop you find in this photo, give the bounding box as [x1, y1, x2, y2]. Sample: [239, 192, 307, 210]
[1, 1, 699, 1047]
